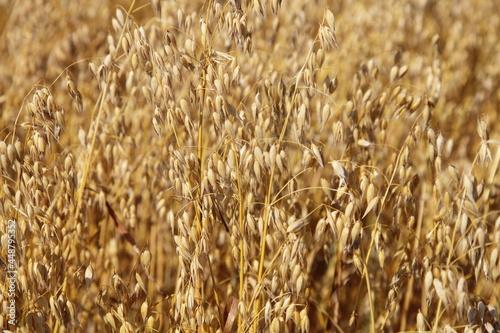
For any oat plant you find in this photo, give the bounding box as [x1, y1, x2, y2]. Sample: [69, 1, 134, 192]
[0, 0, 499, 332]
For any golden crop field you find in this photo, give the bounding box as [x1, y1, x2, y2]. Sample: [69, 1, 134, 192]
[0, 0, 499, 332]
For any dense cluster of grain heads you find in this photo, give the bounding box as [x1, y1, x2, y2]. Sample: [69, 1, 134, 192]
[0, 0, 499, 332]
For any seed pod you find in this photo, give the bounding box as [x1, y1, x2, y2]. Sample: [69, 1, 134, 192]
[322, 103, 332, 125]
[323, 75, 331, 92]
[390, 66, 399, 82]
[363, 197, 379, 218]
[269, 144, 277, 168]
[285, 303, 296, 323]
[331, 160, 347, 184]
[300, 308, 310, 332]
[311, 143, 323, 167]
[398, 65, 408, 78]
[350, 220, 361, 241]
[227, 102, 242, 122]
[321, 178, 333, 202]
[478, 301, 486, 320]
[396, 89, 407, 107]
[253, 160, 261, 179]
[417, 311, 426, 332]
[317, 49, 325, 67]
[339, 227, 350, 252]
[329, 76, 338, 94]
[424, 270, 433, 294]
[410, 96, 422, 111]
[390, 85, 401, 100]
[357, 139, 372, 147]
[343, 102, 354, 117]
[345, 202, 355, 220]
[362, 89, 372, 104]
[136, 272, 146, 293]
[287, 219, 309, 234]
[353, 253, 363, 274]
[85, 264, 93, 290]
[325, 9, 336, 31]
[377, 249, 385, 267]
[433, 278, 449, 307]
[314, 218, 327, 243]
